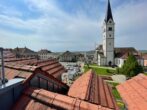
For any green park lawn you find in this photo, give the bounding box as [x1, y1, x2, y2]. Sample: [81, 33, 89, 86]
[106, 81, 120, 99]
[84, 65, 116, 76]
[107, 81, 125, 110]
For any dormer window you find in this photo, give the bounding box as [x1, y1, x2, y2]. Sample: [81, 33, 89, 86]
[108, 27, 112, 31]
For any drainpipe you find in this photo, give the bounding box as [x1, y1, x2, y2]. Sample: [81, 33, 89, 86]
[0, 47, 5, 84]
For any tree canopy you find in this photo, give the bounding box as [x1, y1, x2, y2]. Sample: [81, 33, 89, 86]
[119, 54, 143, 77]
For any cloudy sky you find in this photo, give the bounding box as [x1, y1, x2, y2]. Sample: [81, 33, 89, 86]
[0, 0, 147, 52]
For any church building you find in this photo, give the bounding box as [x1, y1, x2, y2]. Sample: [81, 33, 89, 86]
[96, 0, 144, 67]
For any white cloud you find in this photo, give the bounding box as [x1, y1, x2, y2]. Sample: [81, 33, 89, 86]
[0, 0, 101, 51]
[0, 0, 147, 51]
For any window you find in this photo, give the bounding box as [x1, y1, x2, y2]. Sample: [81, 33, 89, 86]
[108, 27, 112, 31]
[109, 34, 111, 37]
[118, 59, 120, 64]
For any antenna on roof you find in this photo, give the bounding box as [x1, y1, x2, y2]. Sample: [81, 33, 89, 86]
[0, 47, 6, 84]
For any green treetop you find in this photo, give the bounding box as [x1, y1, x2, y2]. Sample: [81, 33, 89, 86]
[119, 54, 143, 77]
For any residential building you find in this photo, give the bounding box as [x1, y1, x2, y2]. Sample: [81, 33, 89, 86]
[59, 51, 77, 62]
[142, 54, 147, 66]
[12, 47, 38, 58]
[4, 58, 65, 80]
[3, 49, 16, 59]
[114, 48, 144, 67]
[38, 49, 59, 60]
[85, 50, 95, 64]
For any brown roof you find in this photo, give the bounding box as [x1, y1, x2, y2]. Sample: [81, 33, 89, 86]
[4, 63, 68, 94]
[13, 47, 36, 55]
[3, 49, 16, 59]
[117, 74, 147, 110]
[13, 87, 112, 110]
[115, 47, 137, 53]
[120, 53, 143, 59]
[115, 47, 138, 58]
[68, 70, 119, 110]
[142, 54, 147, 60]
[60, 51, 75, 57]
[3, 58, 68, 92]
[4, 57, 36, 62]
[4, 58, 65, 78]
[5, 67, 32, 80]
[38, 49, 52, 54]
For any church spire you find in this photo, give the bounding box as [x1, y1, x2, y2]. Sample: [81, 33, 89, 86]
[105, 0, 113, 22]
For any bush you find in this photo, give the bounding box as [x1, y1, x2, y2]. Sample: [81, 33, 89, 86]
[116, 67, 120, 74]
[120, 54, 143, 77]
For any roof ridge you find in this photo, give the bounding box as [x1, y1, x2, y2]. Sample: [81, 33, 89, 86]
[21, 87, 110, 110]
[5, 63, 37, 72]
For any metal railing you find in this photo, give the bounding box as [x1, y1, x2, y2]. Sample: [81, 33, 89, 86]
[0, 47, 6, 84]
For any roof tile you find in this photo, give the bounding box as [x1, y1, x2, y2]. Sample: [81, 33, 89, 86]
[13, 87, 113, 110]
[68, 69, 118, 109]
[117, 74, 147, 110]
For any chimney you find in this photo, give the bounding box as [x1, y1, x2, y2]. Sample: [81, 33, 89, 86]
[0, 47, 6, 84]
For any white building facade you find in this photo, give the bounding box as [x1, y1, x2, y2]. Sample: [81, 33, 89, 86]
[96, 0, 144, 67]
[97, 0, 115, 66]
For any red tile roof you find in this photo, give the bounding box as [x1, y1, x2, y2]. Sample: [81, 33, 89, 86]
[117, 74, 147, 110]
[3, 49, 16, 59]
[68, 70, 119, 110]
[4, 58, 65, 78]
[5, 67, 32, 80]
[3, 58, 68, 93]
[120, 53, 143, 59]
[114, 47, 138, 58]
[4, 57, 36, 62]
[12, 87, 112, 110]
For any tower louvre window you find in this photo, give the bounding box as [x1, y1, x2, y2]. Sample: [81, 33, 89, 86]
[108, 27, 112, 31]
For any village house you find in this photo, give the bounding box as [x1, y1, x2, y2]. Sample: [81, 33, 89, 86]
[38, 49, 59, 60]
[12, 47, 38, 58]
[4, 58, 65, 80]
[59, 51, 77, 62]
[142, 53, 147, 67]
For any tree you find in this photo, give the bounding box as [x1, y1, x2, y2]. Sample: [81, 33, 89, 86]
[119, 54, 143, 77]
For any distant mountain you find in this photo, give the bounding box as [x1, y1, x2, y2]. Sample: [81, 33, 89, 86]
[72, 50, 95, 54]
[51, 50, 96, 55]
[139, 50, 147, 53]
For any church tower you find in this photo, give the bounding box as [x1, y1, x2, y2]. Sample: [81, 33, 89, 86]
[102, 0, 115, 65]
